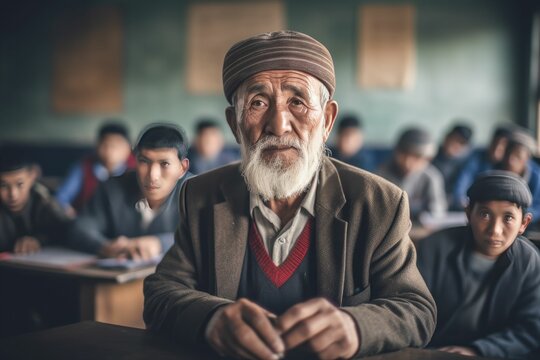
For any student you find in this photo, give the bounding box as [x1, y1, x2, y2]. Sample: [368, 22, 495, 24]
[432, 123, 473, 210]
[329, 114, 374, 171]
[0, 151, 71, 253]
[377, 127, 447, 222]
[144, 30, 435, 359]
[417, 171, 540, 359]
[67, 123, 191, 259]
[56, 121, 135, 216]
[187, 119, 239, 174]
[496, 127, 540, 227]
[453, 125, 513, 209]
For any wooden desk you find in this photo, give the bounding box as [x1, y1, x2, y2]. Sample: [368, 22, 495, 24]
[0, 321, 500, 360]
[0, 249, 155, 331]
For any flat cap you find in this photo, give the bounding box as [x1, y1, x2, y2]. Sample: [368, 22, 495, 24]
[222, 30, 335, 104]
[467, 170, 532, 208]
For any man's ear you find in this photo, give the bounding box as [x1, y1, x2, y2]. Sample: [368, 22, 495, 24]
[28, 165, 40, 183]
[179, 158, 190, 178]
[465, 205, 471, 224]
[226, 106, 241, 144]
[323, 100, 338, 142]
[518, 212, 533, 235]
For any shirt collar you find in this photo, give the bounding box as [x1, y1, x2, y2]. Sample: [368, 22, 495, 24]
[249, 173, 318, 219]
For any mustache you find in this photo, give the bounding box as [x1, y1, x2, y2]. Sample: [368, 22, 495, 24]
[250, 135, 303, 152]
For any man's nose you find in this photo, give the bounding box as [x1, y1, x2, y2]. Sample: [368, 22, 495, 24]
[265, 104, 292, 137]
[149, 164, 161, 181]
[489, 219, 504, 236]
[9, 187, 18, 201]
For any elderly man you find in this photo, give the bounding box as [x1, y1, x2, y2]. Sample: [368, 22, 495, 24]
[144, 31, 436, 359]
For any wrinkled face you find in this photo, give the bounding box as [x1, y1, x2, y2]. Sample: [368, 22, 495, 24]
[227, 70, 337, 200]
[501, 144, 529, 176]
[467, 200, 530, 259]
[489, 136, 508, 163]
[394, 151, 429, 176]
[443, 133, 468, 158]
[196, 127, 224, 159]
[0, 167, 37, 213]
[136, 148, 188, 209]
[337, 128, 363, 157]
[97, 134, 132, 172]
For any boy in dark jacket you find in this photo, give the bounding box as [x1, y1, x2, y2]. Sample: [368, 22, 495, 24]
[417, 171, 540, 359]
[0, 152, 71, 253]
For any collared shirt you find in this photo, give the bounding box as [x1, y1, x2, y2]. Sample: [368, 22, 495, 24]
[135, 198, 157, 230]
[249, 175, 317, 266]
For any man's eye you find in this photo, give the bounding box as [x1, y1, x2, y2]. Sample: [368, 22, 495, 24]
[161, 162, 170, 168]
[504, 215, 514, 223]
[251, 100, 265, 108]
[291, 99, 304, 106]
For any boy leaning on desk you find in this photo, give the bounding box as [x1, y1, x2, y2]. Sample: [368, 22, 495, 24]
[66, 122, 192, 261]
[0, 150, 71, 254]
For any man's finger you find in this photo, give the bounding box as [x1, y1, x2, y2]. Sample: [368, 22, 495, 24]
[242, 305, 284, 356]
[281, 310, 329, 350]
[277, 298, 328, 334]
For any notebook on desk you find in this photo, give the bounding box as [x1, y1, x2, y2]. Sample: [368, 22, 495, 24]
[0, 247, 97, 269]
[94, 255, 162, 270]
[0, 247, 162, 271]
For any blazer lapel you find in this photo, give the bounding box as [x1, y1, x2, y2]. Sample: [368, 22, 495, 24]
[214, 172, 250, 300]
[315, 158, 347, 305]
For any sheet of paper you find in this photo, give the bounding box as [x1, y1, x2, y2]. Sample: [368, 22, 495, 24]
[52, 5, 123, 113]
[186, 1, 285, 94]
[358, 4, 415, 89]
[419, 211, 467, 230]
[94, 254, 162, 270]
[4, 247, 97, 268]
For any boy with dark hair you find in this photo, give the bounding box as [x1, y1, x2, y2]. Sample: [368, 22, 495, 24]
[330, 114, 374, 171]
[377, 127, 447, 221]
[453, 125, 514, 209]
[56, 120, 135, 215]
[496, 127, 540, 225]
[67, 123, 192, 259]
[187, 118, 239, 174]
[432, 123, 473, 209]
[417, 171, 540, 359]
[0, 151, 71, 253]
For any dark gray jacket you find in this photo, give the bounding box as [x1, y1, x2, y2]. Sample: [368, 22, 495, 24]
[68, 171, 191, 254]
[417, 226, 540, 359]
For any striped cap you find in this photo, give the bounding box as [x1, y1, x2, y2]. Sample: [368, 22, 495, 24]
[222, 30, 335, 104]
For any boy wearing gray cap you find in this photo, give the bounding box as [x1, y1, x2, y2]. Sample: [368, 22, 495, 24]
[417, 171, 540, 359]
[377, 127, 447, 222]
[68, 123, 192, 259]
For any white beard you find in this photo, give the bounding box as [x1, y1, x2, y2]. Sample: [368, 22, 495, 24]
[240, 123, 325, 201]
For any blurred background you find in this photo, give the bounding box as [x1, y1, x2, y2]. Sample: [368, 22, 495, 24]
[0, 0, 539, 182]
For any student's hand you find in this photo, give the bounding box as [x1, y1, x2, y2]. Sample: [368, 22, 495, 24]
[13, 236, 41, 254]
[125, 236, 161, 261]
[276, 297, 360, 359]
[438, 346, 478, 356]
[100, 236, 130, 258]
[205, 298, 285, 360]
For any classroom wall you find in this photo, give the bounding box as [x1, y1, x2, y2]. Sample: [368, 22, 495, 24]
[0, 0, 533, 146]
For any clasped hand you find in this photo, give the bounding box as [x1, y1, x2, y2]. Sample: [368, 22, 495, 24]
[205, 297, 359, 360]
[99, 235, 161, 260]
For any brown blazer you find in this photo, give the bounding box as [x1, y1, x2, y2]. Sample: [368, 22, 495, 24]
[143, 157, 436, 357]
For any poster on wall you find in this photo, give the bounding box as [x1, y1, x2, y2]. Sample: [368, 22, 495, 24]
[186, 1, 285, 94]
[357, 4, 416, 89]
[52, 5, 122, 113]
